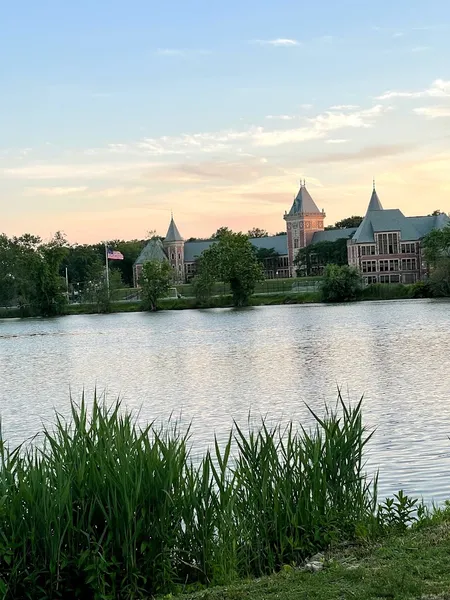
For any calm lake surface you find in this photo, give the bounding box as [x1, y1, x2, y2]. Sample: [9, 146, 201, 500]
[1, 300, 450, 502]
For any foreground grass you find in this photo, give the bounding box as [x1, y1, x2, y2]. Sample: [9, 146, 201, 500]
[184, 516, 450, 600]
[0, 394, 382, 598]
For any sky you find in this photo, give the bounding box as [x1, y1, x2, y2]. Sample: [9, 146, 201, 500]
[1, 0, 450, 243]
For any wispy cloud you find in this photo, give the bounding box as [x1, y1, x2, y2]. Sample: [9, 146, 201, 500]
[308, 143, 416, 164]
[330, 104, 360, 110]
[325, 139, 348, 144]
[265, 114, 295, 120]
[414, 105, 450, 119]
[377, 78, 450, 100]
[24, 186, 88, 196]
[252, 38, 300, 47]
[410, 45, 430, 53]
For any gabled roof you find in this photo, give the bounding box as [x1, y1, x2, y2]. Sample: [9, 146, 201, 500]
[165, 216, 183, 242]
[184, 235, 289, 262]
[408, 213, 450, 237]
[249, 235, 288, 255]
[288, 182, 322, 216]
[134, 238, 168, 266]
[312, 228, 357, 244]
[352, 209, 423, 243]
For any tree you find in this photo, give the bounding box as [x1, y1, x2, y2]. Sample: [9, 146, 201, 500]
[247, 228, 269, 238]
[326, 216, 363, 230]
[321, 264, 362, 302]
[140, 260, 173, 311]
[422, 224, 450, 297]
[295, 238, 348, 276]
[255, 247, 280, 275]
[31, 234, 69, 316]
[192, 257, 215, 304]
[275, 231, 287, 236]
[211, 226, 232, 239]
[199, 230, 264, 307]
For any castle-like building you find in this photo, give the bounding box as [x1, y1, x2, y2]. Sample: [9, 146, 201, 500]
[133, 181, 449, 285]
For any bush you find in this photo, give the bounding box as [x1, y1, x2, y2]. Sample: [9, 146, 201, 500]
[0, 393, 387, 598]
[320, 264, 362, 302]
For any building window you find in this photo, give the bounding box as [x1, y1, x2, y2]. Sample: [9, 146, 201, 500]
[379, 275, 390, 284]
[390, 274, 400, 283]
[294, 238, 299, 249]
[360, 245, 376, 256]
[377, 233, 399, 255]
[365, 275, 377, 284]
[403, 273, 416, 284]
[362, 260, 377, 273]
[379, 260, 389, 272]
[171, 253, 175, 260]
[401, 242, 415, 254]
[178, 253, 181, 260]
[401, 258, 417, 271]
[389, 259, 399, 271]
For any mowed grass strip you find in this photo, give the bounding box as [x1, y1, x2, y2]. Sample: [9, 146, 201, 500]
[183, 517, 450, 600]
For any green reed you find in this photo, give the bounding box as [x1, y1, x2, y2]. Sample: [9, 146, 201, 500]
[0, 392, 379, 599]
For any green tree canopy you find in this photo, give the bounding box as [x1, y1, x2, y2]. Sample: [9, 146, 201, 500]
[247, 227, 269, 238]
[423, 223, 450, 297]
[326, 216, 363, 230]
[140, 260, 173, 311]
[295, 238, 348, 276]
[199, 230, 264, 306]
[321, 264, 362, 303]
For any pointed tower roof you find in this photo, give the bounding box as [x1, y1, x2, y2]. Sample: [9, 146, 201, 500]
[165, 215, 183, 242]
[288, 180, 322, 216]
[367, 181, 383, 212]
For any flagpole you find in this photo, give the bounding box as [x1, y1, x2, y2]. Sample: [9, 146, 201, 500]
[104, 241, 110, 297]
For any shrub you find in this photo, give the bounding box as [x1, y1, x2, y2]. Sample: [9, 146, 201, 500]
[320, 264, 362, 302]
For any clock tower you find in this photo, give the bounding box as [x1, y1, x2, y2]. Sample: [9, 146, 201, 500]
[284, 180, 325, 276]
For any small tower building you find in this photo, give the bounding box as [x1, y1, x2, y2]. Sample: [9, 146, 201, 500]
[284, 181, 325, 276]
[163, 215, 185, 282]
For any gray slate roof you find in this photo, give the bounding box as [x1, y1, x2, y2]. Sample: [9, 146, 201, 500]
[352, 209, 423, 243]
[165, 217, 183, 242]
[184, 235, 289, 262]
[367, 189, 383, 212]
[288, 183, 322, 216]
[408, 213, 450, 237]
[134, 238, 168, 266]
[249, 235, 288, 255]
[312, 228, 357, 243]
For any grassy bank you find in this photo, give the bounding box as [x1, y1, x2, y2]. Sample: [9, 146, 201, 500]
[0, 393, 423, 599]
[186, 510, 450, 600]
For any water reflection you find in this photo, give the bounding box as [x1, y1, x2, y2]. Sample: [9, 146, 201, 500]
[0, 300, 450, 502]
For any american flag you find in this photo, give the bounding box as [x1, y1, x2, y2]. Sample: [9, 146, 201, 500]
[107, 248, 124, 260]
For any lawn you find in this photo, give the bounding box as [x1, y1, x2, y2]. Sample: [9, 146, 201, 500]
[183, 515, 450, 600]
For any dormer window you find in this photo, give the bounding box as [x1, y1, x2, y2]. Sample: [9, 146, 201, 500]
[377, 232, 399, 255]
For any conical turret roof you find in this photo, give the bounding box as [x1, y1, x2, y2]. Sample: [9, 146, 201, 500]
[367, 185, 383, 212]
[165, 216, 183, 242]
[288, 181, 322, 216]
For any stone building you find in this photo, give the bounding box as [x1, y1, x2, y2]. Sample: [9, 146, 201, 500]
[347, 185, 449, 284]
[133, 181, 449, 285]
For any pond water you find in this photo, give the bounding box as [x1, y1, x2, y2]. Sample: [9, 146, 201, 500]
[1, 299, 450, 502]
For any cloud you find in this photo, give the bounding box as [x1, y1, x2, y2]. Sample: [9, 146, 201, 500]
[307, 143, 415, 164]
[325, 139, 348, 144]
[252, 38, 300, 46]
[414, 105, 450, 119]
[24, 186, 88, 196]
[377, 78, 450, 100]
[410, 46, 430, 52]
[330, 104, 360, 110]
[265, 115, 295, 120]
